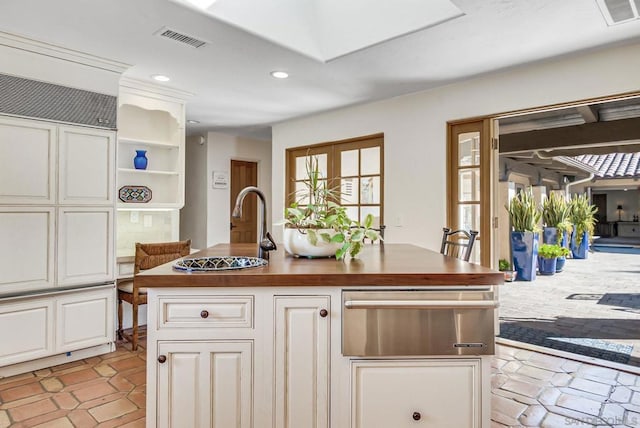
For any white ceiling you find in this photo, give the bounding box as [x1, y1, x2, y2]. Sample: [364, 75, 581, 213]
[1, 0, 640, 140]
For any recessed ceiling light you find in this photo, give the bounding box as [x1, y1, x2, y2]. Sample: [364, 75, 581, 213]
[151, 74, 171, 82]
[187, 119, 200, 124]
[270, 71, 289, 79]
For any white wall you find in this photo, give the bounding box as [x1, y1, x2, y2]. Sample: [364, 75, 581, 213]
[181, 135, 209, 249]
[206, 132, 272, 246]
[272, 42, 640, 252]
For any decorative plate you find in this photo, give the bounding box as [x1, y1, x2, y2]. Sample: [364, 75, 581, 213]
[119, 185, 152, 203]
[173, 256, 268, 271]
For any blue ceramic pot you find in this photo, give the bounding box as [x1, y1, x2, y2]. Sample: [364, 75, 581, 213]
[544, 228, 569, 271]
[538, 256, 557, 275]
[511, 231, 539, 281]
[133, 150, 148, 170]
[571, 230, 589, 259]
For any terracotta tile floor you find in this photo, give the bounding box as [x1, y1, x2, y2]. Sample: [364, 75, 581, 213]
[2, 334, 640, 427]
[0, 335, 146, 428]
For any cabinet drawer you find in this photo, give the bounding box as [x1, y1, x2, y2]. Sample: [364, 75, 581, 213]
[352, 359, 481, 428]
[159, 296, 253, 328]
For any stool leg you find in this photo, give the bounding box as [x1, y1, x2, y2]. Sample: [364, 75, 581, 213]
[117, 297, 123, 340]
[131, 302, 138, 351]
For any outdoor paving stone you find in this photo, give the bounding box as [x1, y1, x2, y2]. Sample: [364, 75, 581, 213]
[556, 393, 603, 416]
[501, 360, 523, 374]
[599, 403, 627, 424]
[491, 394, 528, 420]
[0, 411, 9, 428]
[517, 364, 556, 381]
[539, 387, 562, 405]
[541, 412, 584, 427]
[559, 386, 613, 403]
[561, 360, 583, 373]
[624, 410, 640, 427]
[491, 373, 509, 389]
[610, 386, 634, 403]
[632, 391, 640, 405]
[519, 404, 548, 426]
[500, 378, 544, 398]
[583, 373, 621, 386]
[551, 372, 573, 387]
[570, 377, 613, 396]
[491, 388, 540, 406]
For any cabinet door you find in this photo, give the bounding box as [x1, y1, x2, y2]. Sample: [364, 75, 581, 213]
[352, 359, 481, 428]
[55, 287, 115, 353]
[274, 296, 330, 428]
[0, 116, 56, 204]
[58, 125, 115, 205]
[0, 207, 55, 294]
[0, 298, 54, 366]
[57, 207, 114, 286]
[156, 341, 253, 428]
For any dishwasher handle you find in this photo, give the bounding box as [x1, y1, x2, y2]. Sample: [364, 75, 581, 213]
[344, 299, 499, 310]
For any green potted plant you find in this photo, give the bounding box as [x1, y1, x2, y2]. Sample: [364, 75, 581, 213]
[498, 258, 517, 282]
[568, 193, 598, 259]
[506, 187, 541, 281]
[537, 243, 566, 275]
[283, 155, 380, 260]
[541, 192, 572, 271]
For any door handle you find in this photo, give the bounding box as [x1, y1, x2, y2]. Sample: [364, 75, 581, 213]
[230, 222, 236, 230]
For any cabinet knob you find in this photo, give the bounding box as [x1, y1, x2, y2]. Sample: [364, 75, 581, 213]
[319, 309, 328, 318]
[158, 355, 167, 363]
[412, 412, 421, 421]
[200, 310, 209, 319]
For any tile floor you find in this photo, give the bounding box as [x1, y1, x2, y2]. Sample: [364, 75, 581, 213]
[1, 337, 640, 427]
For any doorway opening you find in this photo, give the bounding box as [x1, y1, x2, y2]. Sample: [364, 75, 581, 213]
[230, 160, 258, 243]
[494, 95, 640, 367]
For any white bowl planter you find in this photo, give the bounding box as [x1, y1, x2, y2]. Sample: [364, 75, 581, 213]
[283, 227, 341, 258]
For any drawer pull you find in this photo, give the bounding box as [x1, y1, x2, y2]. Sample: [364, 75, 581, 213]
[200, 310, 209, 319]
[319, 309, 328, 318]
[158, 355, 167, 363]
[412, 411, 421, 421]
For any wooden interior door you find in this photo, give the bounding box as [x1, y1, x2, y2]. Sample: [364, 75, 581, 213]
[230, 160, 258, 243]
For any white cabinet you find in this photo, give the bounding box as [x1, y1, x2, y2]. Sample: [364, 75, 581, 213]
[0, 285, 114, 368]
[58, 125, 115, 205]
[0, 207, 55, 294]
[156, 341, 253, 428]
[351, 359, 481, 428]
[57, 207, 114, 286]
[0, 116, 56, 204]
[274, 296, 330, 428]
[0, 298, 54, 366]
[117, 81, 188, 210]
[55, 287, 115, 352]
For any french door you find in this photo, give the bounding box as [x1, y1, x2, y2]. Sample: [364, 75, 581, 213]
[447, 119, 497, 267]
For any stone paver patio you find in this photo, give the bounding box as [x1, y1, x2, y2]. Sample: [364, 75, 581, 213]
[499, 250, 640, 367]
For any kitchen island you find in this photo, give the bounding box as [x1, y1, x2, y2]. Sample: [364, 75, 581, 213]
[138, 243, 502, 428]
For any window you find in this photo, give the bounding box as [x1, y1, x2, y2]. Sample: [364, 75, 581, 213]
[286, 134, 384, 228]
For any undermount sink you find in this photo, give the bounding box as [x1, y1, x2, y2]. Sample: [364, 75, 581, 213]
[173, 256, 268, 272]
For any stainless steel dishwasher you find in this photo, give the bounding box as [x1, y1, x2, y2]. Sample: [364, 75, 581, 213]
[342, 288, 497, 356]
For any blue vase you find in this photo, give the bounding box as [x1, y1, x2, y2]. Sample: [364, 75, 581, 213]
[511, 231, 539, 281]
[538, 256, 557, 275]
[571, 230, 589, 259]
[544, 227, 568, 271]
[133, 150, 148, 170]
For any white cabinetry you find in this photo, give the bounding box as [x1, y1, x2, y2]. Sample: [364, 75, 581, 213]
[0, 207, 55, 293]
[156, 341, 253, 428]
[0, 286, 114, 368]
[58, 126, 115, 205]
[351, 359, 481, 428]
[146, 288, 489, 428]
[0, 117, 56, 204]
[274, 296, 330, 428]
[116, 79, 190, 259]
[0, 115, 116, 375]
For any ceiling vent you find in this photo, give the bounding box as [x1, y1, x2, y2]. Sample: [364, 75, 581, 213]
[597, 0, 640, 25]
[155, 27, 207, 48]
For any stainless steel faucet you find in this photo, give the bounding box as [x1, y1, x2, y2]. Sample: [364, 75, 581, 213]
[232, 186, 277, 259]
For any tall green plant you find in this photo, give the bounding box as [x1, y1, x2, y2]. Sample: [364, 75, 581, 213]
[541, 192, 572, 244]
[506, 187, 541, 232]
[284, 154, 380, 259]
[568, 193, 598, 247]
